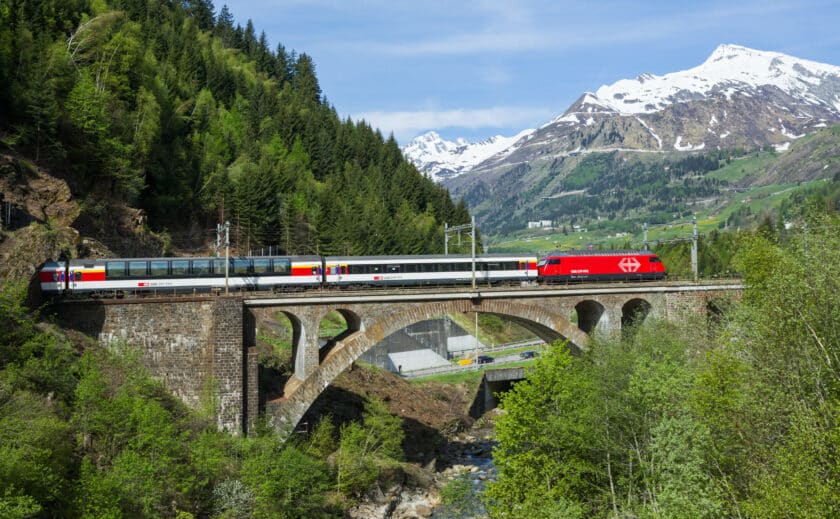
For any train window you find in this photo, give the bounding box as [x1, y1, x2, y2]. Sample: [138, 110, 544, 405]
[150, 260, 168, 276]
[192, 260, 210, 275]
[106, 261, 126, 278]
[387, 264, 401, 273]
[253, 258, 271, 273]
[211, 259, 226, 274]
[273, 258, 291, 275]
[128, 261, 148, 276]
[232, 258, 250, 274]
[171, 260, 189, 275]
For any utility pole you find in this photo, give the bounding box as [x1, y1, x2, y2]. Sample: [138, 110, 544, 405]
[444, 222, 449, 255]
[443, 218, 478, 287]
[471, 215, 476, 290]
[691, 216, 698, 281]
[804, 221, 808, 256]
[474, 311, 479, 369]
[443, 220, 475, 258]
[224, 221, 230, 294]
[215, 223, 222, 256]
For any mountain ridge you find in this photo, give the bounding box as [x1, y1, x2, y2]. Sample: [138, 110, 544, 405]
[404, 44, 840, 183]
[407, 44, 840, 240]
[403, 129, 534, 182]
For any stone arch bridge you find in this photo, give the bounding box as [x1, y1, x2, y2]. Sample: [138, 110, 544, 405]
[56, 281, 741, 435]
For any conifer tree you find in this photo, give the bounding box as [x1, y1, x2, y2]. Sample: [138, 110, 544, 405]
[274, 43, 291, 84]
[186, 0, 215, 30]
[292, 53, 321, 105]
[214, 4, 235, 47]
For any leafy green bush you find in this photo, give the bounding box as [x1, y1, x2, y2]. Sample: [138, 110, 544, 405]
[336, 398, 404, 497]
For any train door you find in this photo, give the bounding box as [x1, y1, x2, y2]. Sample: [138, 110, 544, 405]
[647, 255, 664, 277]
[58, 264, 68, 292]
[330, 263, 348, 283]
[69, 267, 80, 291]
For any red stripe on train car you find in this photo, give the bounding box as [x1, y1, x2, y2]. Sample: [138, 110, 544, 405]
[291, 266, 319, 276]
[76, 271, 106, 281]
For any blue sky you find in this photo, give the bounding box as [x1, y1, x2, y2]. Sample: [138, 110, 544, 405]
[219, 0, 840, 144]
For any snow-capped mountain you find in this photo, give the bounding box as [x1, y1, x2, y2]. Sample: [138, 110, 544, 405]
[402, 129, 534, 182]
[467, 44, 840, 174]
[407, 45, 840, 184]
[440, 44, 840, 236]
[575, 44, 840, 115]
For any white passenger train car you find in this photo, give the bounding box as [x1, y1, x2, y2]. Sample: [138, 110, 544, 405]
[40, 256, 323, 294]
[323, 254, 537, 287]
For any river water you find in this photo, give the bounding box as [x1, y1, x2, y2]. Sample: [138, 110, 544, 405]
[430, 428, 499, 518]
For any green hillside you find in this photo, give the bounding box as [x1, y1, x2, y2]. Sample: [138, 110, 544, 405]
[0, 0, 471, 256]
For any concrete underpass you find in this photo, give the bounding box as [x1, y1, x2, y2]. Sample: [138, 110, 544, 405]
[469, 367, 527, 418]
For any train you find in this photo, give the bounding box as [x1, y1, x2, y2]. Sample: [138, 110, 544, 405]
[537, 249, 666, 282]
[38, 250, 665, 296]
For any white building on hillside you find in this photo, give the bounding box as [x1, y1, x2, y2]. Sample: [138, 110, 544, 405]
[527, 220, 553, 229]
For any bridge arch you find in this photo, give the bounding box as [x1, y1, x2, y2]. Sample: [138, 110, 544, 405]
[575, 299, 606, 334]
[268, 298, 589, 434]
[318, 308, 362, 361]
[621, 298, 652, 331]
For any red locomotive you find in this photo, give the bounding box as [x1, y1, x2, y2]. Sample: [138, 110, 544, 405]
[537, 250, 666, 282]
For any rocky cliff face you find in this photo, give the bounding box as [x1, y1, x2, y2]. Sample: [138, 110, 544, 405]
[0, 154, 167, 289]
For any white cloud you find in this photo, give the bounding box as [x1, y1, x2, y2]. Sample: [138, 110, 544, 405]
[354, 106, 552, 142]
[337, 1, 807, 57]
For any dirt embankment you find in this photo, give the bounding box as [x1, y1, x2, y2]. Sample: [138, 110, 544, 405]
[303, 363, 478, 464]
